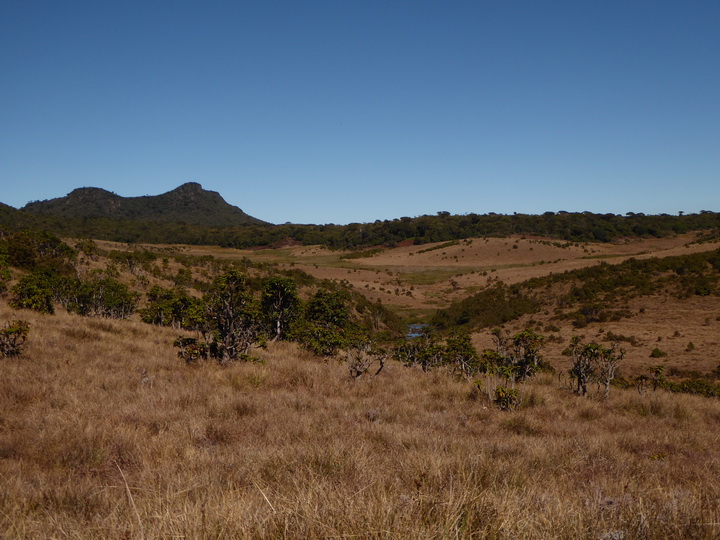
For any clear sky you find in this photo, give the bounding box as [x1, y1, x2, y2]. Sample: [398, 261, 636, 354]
[1, 1, 719, 225]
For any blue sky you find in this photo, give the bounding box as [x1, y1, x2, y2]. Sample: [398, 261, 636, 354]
[1, 1, 719, 225]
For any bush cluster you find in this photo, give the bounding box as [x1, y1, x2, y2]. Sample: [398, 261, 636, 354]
[0, 319, 29, 357]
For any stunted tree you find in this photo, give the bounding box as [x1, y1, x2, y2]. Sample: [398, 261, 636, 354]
[56, 273, 139, 319]
[261, 277, 300, 341]
[294, 289, 355, 357]
[10, 272, 55, 314]
[509, 329, 545, 381]
[570, 337, 594, 397]
[444, 332, 479, 377]
[392, 329, 445, 372]
[346, 342, 386, 379]
[140, 286, 201, 329]
[201, 269, 265, 364]
[482, 328, 546, 382]
[570, 338, 623, 398]
[596, 343, 623, 399]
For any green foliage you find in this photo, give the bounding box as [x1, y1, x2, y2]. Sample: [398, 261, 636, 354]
[339, 248, 385, 260]
[261, 277, 300, 341]
[0, 261, 10, 294]
[569, 339, 624, 398]
[435, 249, 720, 331]
[107, 249, 158, 275]
[415, 240, 460, 254]
[346, 342, 387, 379]
[392, 330, 446, 372]
[7, 191, 720, 250]
[9, 271, 55, 313]
[201, 269, 266, 363]
[0, 320, 30, 357]
[139, 286, 202, 329]
[21, 183, 266, 227]
[444, 332, 480, 377]
[494, 386, 519, 411]
[57, 274, 139, 319]
[392, 330, 482, 376]
[305, 289, 350, 328]
[74, 239, 101, 259]
[292, 289, 358, 357]
[432, 283, 538, 330]
[479, 329, 548, 382]
[604, 331, 640, 346]
[1, 230, 76, 272]
[650, 347, 668, 358]
[570, 304, 633, 328]
[173, 336, 209, 364]
[649, 364, 666, 391]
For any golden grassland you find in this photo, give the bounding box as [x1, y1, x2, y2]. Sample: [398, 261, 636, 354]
[1, 303, 719, 538]
[115, 233, 720, 315]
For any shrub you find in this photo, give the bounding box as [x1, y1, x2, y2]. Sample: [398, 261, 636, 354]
[494, 386, 519, 410]
[202, 270, 266, 363]
[650, 348, 668, 358]
[140, 286, 201, 329]
[0, 320, 30, 357]
[173, 337, 209, 364]
[479, 329, 548, 382]
[173, 269, 266, 365]
[9, 271, 55, 314]
[58, 275, 139, 319]
[444, 332, 479, 377]
[261, 277, 300, 341]
[292, 289, 357, 357]
[568, 338, 623, 398]
[0, 261, 10, 295]
[3, 230, 76, 271]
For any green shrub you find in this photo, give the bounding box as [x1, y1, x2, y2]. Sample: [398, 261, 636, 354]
[9, 272, 55, 314]
[292, 289, 357, 357]
[173, 337, 209, 364]
[140, 286, 201, 329]
[494, 386, 519, 411]
[56, 275, 139, 319]
[0, 257, 10, 294]
[0, 320, 30, 357]
[650, 348, 668, 358]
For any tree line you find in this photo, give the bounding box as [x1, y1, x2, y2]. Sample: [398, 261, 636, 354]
[2, 204, 719, 249]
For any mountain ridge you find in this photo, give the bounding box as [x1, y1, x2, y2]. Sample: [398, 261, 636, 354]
[21, 182, 266, 227]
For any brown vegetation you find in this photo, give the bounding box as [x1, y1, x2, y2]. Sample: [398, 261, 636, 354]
[169, 232, 720, 313]
[1, 302, 719, 538]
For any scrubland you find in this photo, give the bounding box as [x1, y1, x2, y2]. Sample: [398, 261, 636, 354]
[1, 303, 719, 539]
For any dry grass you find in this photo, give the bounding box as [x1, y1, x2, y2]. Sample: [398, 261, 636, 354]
[223, 233, 720, 312]
[1, 302, 719, 538]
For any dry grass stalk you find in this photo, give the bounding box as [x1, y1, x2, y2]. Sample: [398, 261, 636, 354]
[0, 301, 719, 538]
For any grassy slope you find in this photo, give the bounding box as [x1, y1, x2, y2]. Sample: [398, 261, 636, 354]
[84, 234, 720, 378]
[175, 233, 720, 312]
[1, 303, 720, 538]
[172, 234, 720, 378]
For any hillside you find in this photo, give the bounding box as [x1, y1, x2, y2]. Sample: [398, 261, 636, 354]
[3, 183, 720, 249]
[1, 228, 720, 537]
[1, 296, 719, 538]
[21, 182, 266, 227]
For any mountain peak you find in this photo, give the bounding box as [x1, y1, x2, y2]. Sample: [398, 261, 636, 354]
[172, 182, 204, 194]
[22, 183, 266, 227]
